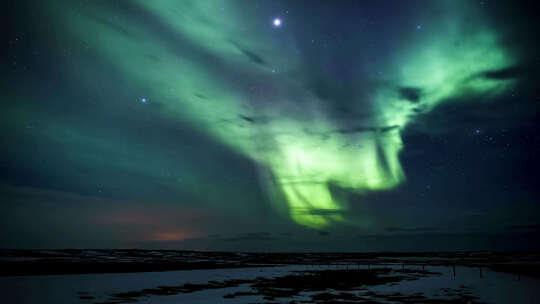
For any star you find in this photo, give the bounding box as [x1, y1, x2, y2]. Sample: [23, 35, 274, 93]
[273, 18, 282, 27]
[141, 97, 147, 103]
[416, 24, 422, 30]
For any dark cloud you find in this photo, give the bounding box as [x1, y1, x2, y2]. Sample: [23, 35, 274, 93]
[398, 87, 422, 103]
[335, 125, 399, 134]
[303, 125, 399, 137]
[239, 114, 255, 123]
[238, 114, 270, 124]
[232, 42, 266, 65]
[194, 93, 208, 100]
[481, 66, 526, 80]
[241, 49, 266, 65]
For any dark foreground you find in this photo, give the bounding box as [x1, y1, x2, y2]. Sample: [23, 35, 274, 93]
[96, 268, 480, 304]
[1, 249, 539, 278]
[1, 250, 539, 303]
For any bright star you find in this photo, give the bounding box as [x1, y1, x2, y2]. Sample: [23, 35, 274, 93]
[273, 18, 282, 27]
[141, 97, 147, 103]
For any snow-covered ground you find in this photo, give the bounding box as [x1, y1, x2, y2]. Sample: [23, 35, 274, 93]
[0, 264, 538, 303]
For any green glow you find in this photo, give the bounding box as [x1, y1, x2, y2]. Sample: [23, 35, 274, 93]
[43, 0, 515, 228]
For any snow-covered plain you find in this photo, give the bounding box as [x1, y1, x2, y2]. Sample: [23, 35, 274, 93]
[1, 264, 538, 303]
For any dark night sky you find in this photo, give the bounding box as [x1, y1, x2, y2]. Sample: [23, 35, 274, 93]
[1, 0, 539, 251]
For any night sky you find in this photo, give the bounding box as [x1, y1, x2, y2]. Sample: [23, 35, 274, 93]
[2, 0, 540, 251]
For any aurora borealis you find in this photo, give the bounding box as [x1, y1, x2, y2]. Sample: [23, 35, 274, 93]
[1, 0, 539, 250]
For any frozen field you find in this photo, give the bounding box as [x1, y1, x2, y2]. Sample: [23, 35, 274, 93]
[1, 264, 538, 304]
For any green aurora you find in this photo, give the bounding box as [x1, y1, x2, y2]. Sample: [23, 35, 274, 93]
[38, 0, 515, 229]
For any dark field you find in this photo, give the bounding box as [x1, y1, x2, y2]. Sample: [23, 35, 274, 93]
[1, 250, 539, 303]
[1, 249, 539, 277]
